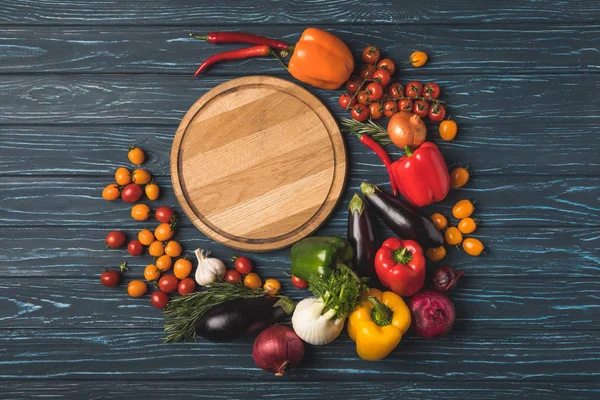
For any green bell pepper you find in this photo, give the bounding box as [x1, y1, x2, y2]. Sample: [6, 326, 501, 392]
[290, 236, 354, 282]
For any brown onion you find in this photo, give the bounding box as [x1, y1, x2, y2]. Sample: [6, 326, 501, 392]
[387, 111, 427, 149]
[252, 325, 304, 376]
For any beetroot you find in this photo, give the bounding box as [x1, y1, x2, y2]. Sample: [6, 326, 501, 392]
[408, 289, 455, 339]
[431, 266, 463, 293]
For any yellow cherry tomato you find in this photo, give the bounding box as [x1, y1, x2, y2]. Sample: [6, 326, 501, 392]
[445, 227, 463, 246]
[132, 169, 151, 185]
[155, 223, 175, 241]
[463, 238, 485, 256]
[128, 146, 145, 165]
[430, 213, 448, 230]
[439, 120, 458, 141]
[164, 240, 182, 257]
[452, 200, 475, 219]
[148, 240, 165, 257]
[138, 229, 155, 246]
[102, 184, 120, 201]
[115, 167, 132, 186]
[410, 51, 428, 67]
[131, 204, 151, 221]
[127, 280, 147, 297]
[458, 217, 477, 234]
[145, 182, 160, 201]
[144, 264, 161, 281]
[243, 273, 262, 290]
[173, 258, 192, 279]
[450, 167, 469, 189]
[156, 255, 172, 272]
[263, 278, 281, 296]
[426, 246, 447, 261]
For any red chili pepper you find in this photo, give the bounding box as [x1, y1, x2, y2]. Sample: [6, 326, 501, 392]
[190, 32, 291, 51]
[351, 132, 398, 196]
[194, 45, 273, 76]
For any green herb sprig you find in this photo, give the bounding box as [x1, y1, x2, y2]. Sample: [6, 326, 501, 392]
[341, 118, 391, 146]
[308, 265, 368, 319]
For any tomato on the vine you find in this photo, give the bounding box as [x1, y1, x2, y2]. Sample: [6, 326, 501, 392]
[428, 103, 447, 122]
[388, 83, 403, 99]
[376, 58, 396, 75]
[350, 104, 370, 122]
[383, 100, 398, 117]
[365, 82, 384, 102]
[362, 46, 381, 64]
[224, 269, 242, 283]
[127, 240, 144, 256]
[106, 230, 126, 249]
[155, 206, 175, 224]
[372, 69, 391, 86]
[398, 98, 413, 111]
[233, 255, 253, 275]
[291, 275, 308, 289]
[178, 278, 196, 295]
[151, 291, 169, 309]
[356, 91, 372, 106]
[413, 99, 430, 118]
[405, 81, 423, 98]
[338, 92, 356, 109]
[121, 183, 142, 203]
[159, 275, 179, 293]
[360, 64, 377, 80]
[345, 75, 361, 93]
[369, 102, 383, 120]
[423, 82, 441, 100]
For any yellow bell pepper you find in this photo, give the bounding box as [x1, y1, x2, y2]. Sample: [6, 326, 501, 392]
[347, 288, 411, 361]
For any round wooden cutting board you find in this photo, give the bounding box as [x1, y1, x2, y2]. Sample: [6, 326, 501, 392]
[171, 76, 347, 252]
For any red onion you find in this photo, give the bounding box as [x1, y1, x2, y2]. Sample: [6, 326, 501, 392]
[431, 266, 464, 293]
[252, 325, 304, 376]
[408, 289, 455, 339]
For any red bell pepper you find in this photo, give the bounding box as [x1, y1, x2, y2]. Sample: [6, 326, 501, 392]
[375, 238, 426, 297]
[392, 142, 450, 207]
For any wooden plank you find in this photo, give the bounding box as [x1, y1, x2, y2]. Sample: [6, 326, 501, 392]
[1, 25, 598, 74]
[0, 329, 598, 381]
[0, 227, 597, 278]
[1, 1, 598, 25]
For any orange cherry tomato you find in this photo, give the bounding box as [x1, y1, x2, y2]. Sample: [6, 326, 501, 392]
[138, 229, 155, 246]
[127, 280, 147, 297]
[263, 279, 281, 296]
[131, 204, 151, 221]
[243, 273, 262, 290]
[445, 227, 463, 246]
[410, 51, 428, 67]
[453, 200, 475, 219]
[155, 223, 175, 242]
[128, 146, 145, 165]
[463, 238, 485, 256]
[115, 167, 132, 186]
[102, 184, 120, 201]
[173, 257, 193, 279]
[155, 255, 172, 272]
[145, 183, 160, 200]
[143, 264, 161, 281]
[426, 246, 447, 261]
[439, 120, 458, 141]
[430, 213, 448, 230]
[450, 167, 469, 189]
[132, 169, 151, 185]
[458, 217, 477, 234]
[148, 240, 165, 257]
[164, 240, 182, 257]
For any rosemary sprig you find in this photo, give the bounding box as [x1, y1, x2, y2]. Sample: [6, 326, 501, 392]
[162, 281, 266, 343]
[341, 118, 391, 146]
[308, 266, 368, 319]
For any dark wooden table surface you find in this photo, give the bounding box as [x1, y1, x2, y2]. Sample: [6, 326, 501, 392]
[1, 1, 599, 399]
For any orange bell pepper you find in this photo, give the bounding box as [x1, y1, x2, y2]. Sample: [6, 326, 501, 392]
[288, 28, 354, 90]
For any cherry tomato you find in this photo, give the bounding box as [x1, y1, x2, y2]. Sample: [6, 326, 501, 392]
[423, 82, 441, 99]
[151, 291, 169, 309]
[121, 183, 142, 203]
[164, 240, 182, 257]
[144, 264, 161, 281]
[388, 83, 403, 99]
[430, 213, 448, 230]
[398, 98, 413, 111]
[138, 229, 155, 246]
[360, 64, 377, 80]
[224, 269, 242, 283]
[365, 82, 384, 101]
[127, 240, 144, 256]
[445, 227, 463, 246]
[345, 75, 361, 93]
[376, 58, 396, 75]
[158, 275, 179, 293]
[100, 269, 121, 287]
[102, 184, 120, 201]
[428, 103, 446, 122]
[362, 46, 381, 64]
[233, 255, 253, 275]
[106, 230, 126, 249]
[243, 273, 262, 290]
[450, 167, 470, 189]
[383, 100, 398, 117]
[439, 120, 458, 141]
[413, 99, 430, 118]
[453, 200, 474, 219]
[148, 240, 165, 257]
[350, 104, 370, 122]
[115, 167, 131, 186]
[132, 169, 151, 185]
[155, 206, 176, 224]
[131, 204, 151, 221]
[372, 69, 391, 86]
[155, 223, 175, 242]
[128, 146, 145, 165]
[463, 238, 484, 256]
[127, 280, 147, 297]
[145, 183, 160, 201]
[426, 246, 447, 261]
[291, 275, 309, 289]
[263, 279, 281, 296]
[338, 92, 356, 110]
[458, 217, 477, 234]
[356, 91, 372, 106]
[368, 102, 384, 120]
[156, 255, 173, 272]
[178, 278, 196, 295]
[173, 257, 192, 279]
[405, 81, 423, 98]
[410, 51, 428, 67]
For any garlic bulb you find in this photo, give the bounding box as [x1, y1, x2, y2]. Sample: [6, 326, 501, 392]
[194, 248, 226, 286]
[291, 297, 346, 345]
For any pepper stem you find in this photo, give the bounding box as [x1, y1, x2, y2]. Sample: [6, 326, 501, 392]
[189, 33, 208, 41]
[270, 50, 290, 72]
[404, 146, 413, 157]
[393, 248, 413, 264]
[368, 296, 392, 326]
[348, 193, 365, 215]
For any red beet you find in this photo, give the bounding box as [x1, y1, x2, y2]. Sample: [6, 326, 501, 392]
[431, 266, 464, 293]
[408, 289, 455, 339]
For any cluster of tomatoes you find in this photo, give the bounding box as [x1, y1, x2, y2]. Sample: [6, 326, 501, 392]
[101, 146, 160, 202]
[223, 256, 282, 296]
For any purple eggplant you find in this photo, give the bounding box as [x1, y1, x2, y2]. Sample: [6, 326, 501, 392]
[347, 193, 377, 282]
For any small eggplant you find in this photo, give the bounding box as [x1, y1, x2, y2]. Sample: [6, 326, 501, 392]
[195, 296, 295, 342]
[361, 182, 443, 248]
[347, 193, 377, 282]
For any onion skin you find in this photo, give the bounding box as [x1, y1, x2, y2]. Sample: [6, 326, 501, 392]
[387, 111, 427, 149]
[408, 289, 455, 339]
[252, 325, 304, 377]
[431, 266, 464, 293]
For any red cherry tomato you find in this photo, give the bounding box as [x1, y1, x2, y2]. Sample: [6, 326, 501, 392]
[368, 102, 384, 120]
[350, 104, 370, 122]
[291, 275, 309, 289]
[105, 230, 126, 249]
[388, 83, 404, 99]
[155, 206, 175, 224]
[423, 82, 441, 100]
[178, 278, 196, 295]
[158, 275, 179, 293]
[338, 92, 356, 110]
[398, 98, 413, 111]
[127, 240, 144, 256]
[365, 82, 383, 102]
[372, 69, 391, 86]
[413, 99, 430, 118]
[151, 291, 170, 309]
[376, 58, 396, 75]
[405, 81, 423, 98]
[232, 256, 253, 275]
[121, 183, 143, 203]
[100, 270, 121, 287]
[360, 64, 377, 80]
[362, 46, 381, 64]
[345, 75, 361, 93]
[428, 103, 447, 122]
[383, 100, 398, 117]
[224, 269, 242, 283]
[356, 91, 372, 106]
